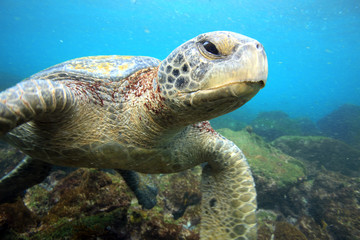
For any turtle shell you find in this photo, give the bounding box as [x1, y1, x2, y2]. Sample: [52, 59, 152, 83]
[28, 55, 161, 82]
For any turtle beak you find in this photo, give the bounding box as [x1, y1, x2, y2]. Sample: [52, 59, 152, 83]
[190, 40, 267, 105]
[202, 42, 268, 91]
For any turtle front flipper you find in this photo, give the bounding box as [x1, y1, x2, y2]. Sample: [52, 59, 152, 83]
[116, 169, 158, 210]
[0, 79, 75, 135]
[200, 138, 257, 240]
[0, 156, 52, 203]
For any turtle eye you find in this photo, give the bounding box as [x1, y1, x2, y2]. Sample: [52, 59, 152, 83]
[198, 40, 223, 59]
[202, 41, 219, 55]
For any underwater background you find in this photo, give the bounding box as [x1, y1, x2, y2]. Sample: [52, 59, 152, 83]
[0, 0, 360, 239]
[1, 0, 359, 120]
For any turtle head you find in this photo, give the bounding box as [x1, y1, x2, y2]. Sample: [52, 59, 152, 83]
[157, 31, 268, 122]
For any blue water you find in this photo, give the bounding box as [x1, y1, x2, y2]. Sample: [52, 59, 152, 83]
[0, 0, 359, 120]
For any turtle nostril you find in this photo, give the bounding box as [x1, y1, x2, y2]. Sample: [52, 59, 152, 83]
[255, 43, 263, 51]
[259, 80, 265, 88]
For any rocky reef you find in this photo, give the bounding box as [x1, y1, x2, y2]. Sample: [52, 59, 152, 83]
[283, 169, 360, 240]
[318, 104, 360, 149]
[250, 111, 320, 142]
[0, 168, 200, 239]
[273, 135, 360, 177]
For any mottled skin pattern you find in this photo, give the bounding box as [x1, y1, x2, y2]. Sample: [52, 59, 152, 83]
[0, 31, 267, 239]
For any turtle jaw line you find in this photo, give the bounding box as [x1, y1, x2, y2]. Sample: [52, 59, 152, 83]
[187, 80, 264, 97]
[210, 81, 263, 99]
[187, 81, 262, 109]
[205, 80, 265, 92]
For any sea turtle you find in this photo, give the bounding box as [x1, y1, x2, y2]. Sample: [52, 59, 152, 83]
[0, 31, 267, 239]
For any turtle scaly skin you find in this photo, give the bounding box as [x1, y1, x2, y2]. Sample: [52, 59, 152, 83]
[0, 31, 267, 239]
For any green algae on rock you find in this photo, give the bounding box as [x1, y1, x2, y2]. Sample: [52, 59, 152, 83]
[217, 128, 306, 211]
[272, 135, 360, 176]
[42, 168, 132, 224]
[217, 128, 306, 188]
[3, 168, 200, 239]
[274, 222, 307, 240]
